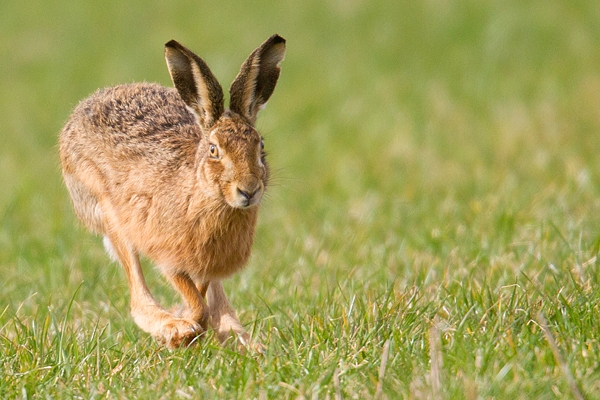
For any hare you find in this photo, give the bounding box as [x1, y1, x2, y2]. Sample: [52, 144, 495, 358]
[59, 35, 286, 349]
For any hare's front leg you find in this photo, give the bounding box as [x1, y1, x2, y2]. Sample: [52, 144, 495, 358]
[104, 232, 203, 348]
[206, 280, 261, 350]
[166, 272, 210, 330]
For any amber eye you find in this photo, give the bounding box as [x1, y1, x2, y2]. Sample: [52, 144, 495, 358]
[209, 144, 219, 158]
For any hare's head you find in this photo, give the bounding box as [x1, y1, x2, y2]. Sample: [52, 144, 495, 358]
[165, 35, 285, 209]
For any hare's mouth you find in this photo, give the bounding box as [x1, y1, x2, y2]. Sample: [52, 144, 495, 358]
[226, 185, 263, 209]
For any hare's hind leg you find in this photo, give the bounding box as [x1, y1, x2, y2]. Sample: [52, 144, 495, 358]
[64, 173, 117, 263]
[63, 173, 105, 233]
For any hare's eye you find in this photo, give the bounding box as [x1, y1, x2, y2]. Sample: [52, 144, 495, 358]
[260, 139, 265, 151]
[209, 144, 219, 158]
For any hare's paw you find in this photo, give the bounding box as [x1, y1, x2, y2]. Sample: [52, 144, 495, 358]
[212, 315, 263, 353]
[154, 317, 205, 348]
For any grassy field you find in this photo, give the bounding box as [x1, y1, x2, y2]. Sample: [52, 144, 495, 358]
[2, 0, 600, 398]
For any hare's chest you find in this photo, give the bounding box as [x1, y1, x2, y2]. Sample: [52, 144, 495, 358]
[187, 210, 258, 279]
[207, 229, 254, 278]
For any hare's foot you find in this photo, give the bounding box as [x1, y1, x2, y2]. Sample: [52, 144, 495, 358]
[213, 314, 263, 353]
[206, 280, 263, 352]
[213, 313, 246, 343]
[132, 304, 204, 348]
[153, 316, 205, 348]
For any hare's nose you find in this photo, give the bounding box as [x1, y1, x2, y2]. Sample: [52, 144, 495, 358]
[237, 187, 259, 201]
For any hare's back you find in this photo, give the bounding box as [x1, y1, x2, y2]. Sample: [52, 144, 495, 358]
[65, 83, 198, 144]
[61, 83, 201, 167]
[78, 82, 198, 137]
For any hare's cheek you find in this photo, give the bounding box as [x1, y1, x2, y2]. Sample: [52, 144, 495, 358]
[206, 157, 227, 176]
[219, 157, 237, 181]
[201, 164, 226, 200]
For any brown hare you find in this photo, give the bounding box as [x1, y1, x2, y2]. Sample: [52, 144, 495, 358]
[59, 35, 285, 349]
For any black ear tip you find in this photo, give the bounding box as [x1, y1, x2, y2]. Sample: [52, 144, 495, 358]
[269, 34, 286, 45]
[165, 39, 181, 49]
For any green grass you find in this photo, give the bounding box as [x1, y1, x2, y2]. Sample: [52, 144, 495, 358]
[2, 0, 600, 398]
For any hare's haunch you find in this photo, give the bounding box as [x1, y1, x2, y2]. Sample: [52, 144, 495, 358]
[59, 35, 285, 349]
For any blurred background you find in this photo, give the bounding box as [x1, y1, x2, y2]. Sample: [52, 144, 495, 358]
[1, 0, 600, 393]
[2, 0, 600, 311]
[2, 0, 600, 301]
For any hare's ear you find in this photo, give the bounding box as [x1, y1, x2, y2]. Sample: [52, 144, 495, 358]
[229, 34, 286, 125]
[165, 40, 224, 128]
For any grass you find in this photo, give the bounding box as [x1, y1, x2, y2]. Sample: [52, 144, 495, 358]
[2, 0, 600, 398]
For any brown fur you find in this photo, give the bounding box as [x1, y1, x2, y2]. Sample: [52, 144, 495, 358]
[59, 35, 285, 348]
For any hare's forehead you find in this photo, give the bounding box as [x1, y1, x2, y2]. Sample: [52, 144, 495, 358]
[208, 125, 261, 148]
